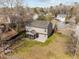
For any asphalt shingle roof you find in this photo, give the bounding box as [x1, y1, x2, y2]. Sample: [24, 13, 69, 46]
[27, 20, 50, 29]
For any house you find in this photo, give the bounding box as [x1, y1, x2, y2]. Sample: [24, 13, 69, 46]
[33, 13, 39, 20]
[0, 15, 11, 24]
[56, 14, 66, 22]
[0, 14, 18, 45]
[0, 24, 17, 41]
[25, 20, 53, 42]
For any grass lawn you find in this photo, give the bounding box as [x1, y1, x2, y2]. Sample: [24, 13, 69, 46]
[7, 32, 72, 59]
[11, 33, 56, 54]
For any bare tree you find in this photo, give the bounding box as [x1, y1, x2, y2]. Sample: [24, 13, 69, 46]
[0, 0, 24, 14]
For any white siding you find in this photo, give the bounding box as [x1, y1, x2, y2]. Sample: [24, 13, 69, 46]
[35, 34, 48, 42]
[56, 14, 66, 22]
[33, 14, 39, 20]
[25, 22, 53, 42]
[26, 26, 48, 35]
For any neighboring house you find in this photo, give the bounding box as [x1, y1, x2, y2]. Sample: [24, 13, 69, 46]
[0, 14, 18, 43]
[0, 15, 11, 24]
[56, 14, 66, 22]
[25, 20, 53, 42]
[33, 13, 39, 20]
[0, 23, 17, 43]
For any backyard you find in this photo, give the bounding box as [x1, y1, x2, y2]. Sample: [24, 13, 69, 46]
[5, 32, 73, 59]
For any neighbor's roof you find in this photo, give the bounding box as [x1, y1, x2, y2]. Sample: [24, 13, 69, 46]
[26, 20, 51, 29]
[1, 29, 17, 41]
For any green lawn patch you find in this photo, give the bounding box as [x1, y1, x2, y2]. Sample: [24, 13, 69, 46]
[10, 33, 56, 54]
[10, 32, 70, 55]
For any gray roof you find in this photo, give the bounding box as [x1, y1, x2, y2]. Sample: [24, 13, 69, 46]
[26, 20, 51, 29]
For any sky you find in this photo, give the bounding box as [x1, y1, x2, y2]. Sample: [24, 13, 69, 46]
[24, 0, 79, 7]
